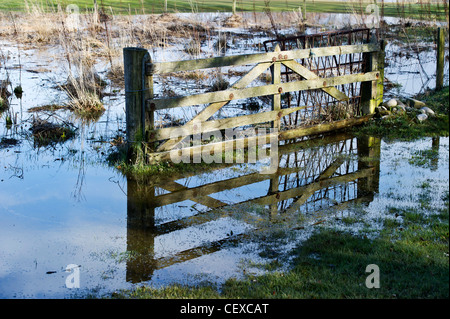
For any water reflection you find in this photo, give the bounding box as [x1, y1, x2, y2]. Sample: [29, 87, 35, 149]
[125, 133, 381, 283]
[431, 137, 440, 171]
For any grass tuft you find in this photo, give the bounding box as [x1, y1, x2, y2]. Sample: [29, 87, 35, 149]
[354, 87, 449, 141]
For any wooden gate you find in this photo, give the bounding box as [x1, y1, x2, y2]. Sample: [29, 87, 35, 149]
[123, 30, 385, 164]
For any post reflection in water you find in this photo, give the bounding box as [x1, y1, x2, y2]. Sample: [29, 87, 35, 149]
[126, 133, 381, 284]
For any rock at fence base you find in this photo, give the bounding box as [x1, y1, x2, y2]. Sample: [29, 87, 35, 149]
[396, 100, 407, 112]
[396, 99, 407, 107]
[420, 106, 435, 117]
[416, 113, 428, 122]
[407, 98, 426, 109]
[397, 104, 406, 113]
[385, 98, 398, 108]
[376, 107, 391, 117]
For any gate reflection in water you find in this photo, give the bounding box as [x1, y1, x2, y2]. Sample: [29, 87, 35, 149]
[126, 133, 381, 283]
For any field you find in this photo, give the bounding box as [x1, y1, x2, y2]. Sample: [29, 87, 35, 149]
[0, 0, 448, 22]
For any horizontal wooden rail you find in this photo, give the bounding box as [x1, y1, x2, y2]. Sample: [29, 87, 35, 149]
[147, 43, 380, 75]
[147, 71, 379, 110]
[148, 106, 305, 142]
[152, 161, 363, 234]
[145, 115, 373, 163]
[247, 167, 375, 207]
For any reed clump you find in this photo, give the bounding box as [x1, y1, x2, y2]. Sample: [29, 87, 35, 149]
[30, 116, 76, 146]
[60, 65, 106, 119]
[58, 19, 107, 118]
[0, 81, 11, 112]
[64, 83, 105, 119]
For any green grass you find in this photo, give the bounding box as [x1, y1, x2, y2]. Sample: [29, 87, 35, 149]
[409, 149, 439, 168]
[107, 134, 264, 179]
[354, 87, 449, 142]
[220, 198, 448, 299]
[1, 0, 448, 21]
[416, 86, 450, 116]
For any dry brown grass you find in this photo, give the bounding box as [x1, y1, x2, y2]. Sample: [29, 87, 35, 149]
[0, 5, 309, 123]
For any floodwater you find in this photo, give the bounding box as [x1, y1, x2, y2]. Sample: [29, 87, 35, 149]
[1, 128, 448, 298]
[1, 12, 449, 298]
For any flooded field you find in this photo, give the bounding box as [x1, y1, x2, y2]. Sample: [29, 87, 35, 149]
[1, 130, 448, 298]
[0, 11, 448, 298]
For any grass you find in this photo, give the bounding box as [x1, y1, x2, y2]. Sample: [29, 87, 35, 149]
[0, 137, 20, 148]
[0, 0, 448, 21]
[107, 137, 264, 181]
[220, 219, 448, 298]
[354, 87, 449, 141]
[409, 149, 439, 168]
[416, 86, 450, 116]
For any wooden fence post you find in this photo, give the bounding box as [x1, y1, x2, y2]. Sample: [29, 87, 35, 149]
[126, 177, 156, 282]
[361, 39, 385, 115]
[376, 39, 385, 108]
[357, 136, 381, 199]
[123, 47, 153, 154]
[436, 27, 445, 91]
[271, 45, 282, 131]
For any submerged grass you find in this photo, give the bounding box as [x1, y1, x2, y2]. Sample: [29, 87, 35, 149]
[30, 116, 76, 146]
[108, 140, 263, 181]
[409, 148, 440, 168]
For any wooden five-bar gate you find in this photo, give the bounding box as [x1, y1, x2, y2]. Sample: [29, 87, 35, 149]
[124, 29, 385, 164]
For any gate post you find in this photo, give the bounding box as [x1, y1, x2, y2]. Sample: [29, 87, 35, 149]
[361, 39, 385, 115]
[357, 136, 381, 201]
[436, 27, 445, 91]
[271, 45, 282, 131]
[123, 47, 153, 154]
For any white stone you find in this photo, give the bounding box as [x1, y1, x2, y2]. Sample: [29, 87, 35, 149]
[397, 104, 406, 112]
[386, 98, 397, 107]
[420, 106, 435, 117]
[408, 98, 426, 109]
[416, 113, 428, 122]
[396, 99, 407, 107]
